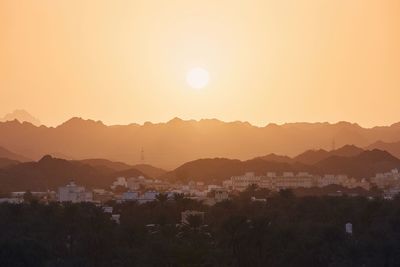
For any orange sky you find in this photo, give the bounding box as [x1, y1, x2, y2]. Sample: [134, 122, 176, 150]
[1, 0, 399, 127]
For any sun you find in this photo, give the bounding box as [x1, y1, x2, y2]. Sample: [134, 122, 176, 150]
[186, 67, 210, 89]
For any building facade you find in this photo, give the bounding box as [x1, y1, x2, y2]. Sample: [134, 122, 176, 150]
[58, 181, 92, 203]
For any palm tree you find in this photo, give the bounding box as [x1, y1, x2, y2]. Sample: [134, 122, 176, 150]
[177, 214, 211, 240]
[173, 193, 185, 203]
[185, 214, 203, 230]
[156, 193, 168, 203]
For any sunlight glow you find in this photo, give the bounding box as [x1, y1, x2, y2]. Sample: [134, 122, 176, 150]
[186, 68, 210, 89]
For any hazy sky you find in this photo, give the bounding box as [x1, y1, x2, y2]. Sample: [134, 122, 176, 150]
[1, 0, 399, 127]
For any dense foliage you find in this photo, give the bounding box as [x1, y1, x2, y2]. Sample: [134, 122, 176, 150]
[1, 190, 400, 266]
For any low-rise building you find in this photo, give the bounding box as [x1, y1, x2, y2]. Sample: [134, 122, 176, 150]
[102, 206, 113, 213]
[317, 174, 349, 187]
[92, 189, 114, 203]
[121, 191, 140, 201]
[127, 176, 146, 190]
[111, 214, 121, 224]
[137, 191, 158, 204]
[0, 198, 23, 204]
[273, 172, 315, 190]
[230, 172, 263, 191]
[370, 169, 400, 189]
[214, 189, 229, 202]
[383, 187, 400, 200]
[58, 181, 92, 203]
[111, 177, 128, 190]
[229, 172, 317, 191]
[227, 172, 371, 191]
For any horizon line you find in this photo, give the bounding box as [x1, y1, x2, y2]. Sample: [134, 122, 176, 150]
[1, 115, 399, 130]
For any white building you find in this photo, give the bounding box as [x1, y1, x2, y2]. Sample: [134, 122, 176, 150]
[251, 196, 267, 202]
[317, 174, 348, 187]
[121, 191, 140, 201]
[102, 206, 113, 213]
[229, 172, 317, 191]
[370, 169, 400, 189]
[137, 191, 158, 204]
[342, 177, 370, 190]
[214, 189, 229, 202]
[111, 177, 128, 190]
[222, 180, 233, 189]
[227, 172, 372, 192]
[230, 172, 264, 191]
[345, 222, 353, 235]
[58, 181, 92, 203]
[272, 172, 315, 190]
[383, 187, 400, 200]
[207, 184, 221, 191]
[0, 198, 23, 204]
[111, 214, 121, 224]
[126, 176, 146, 190]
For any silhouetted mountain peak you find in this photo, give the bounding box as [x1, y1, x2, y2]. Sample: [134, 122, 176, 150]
[294, 149, 329, 165]
[256, 153, 293, 163]
[133, 164, 167, 178]
[59, 117, 105, 128]
[358, 149, 397, 161]
[366, 140, 400, 159]
[368, 140, 388, 147]
[332, 144, 364, 157]
[39, 154, 55, 163]
[1, 109, 41, 126]
[390, 122, 400, 128]
[335, 121, 361, 128]
[167, 117, 185, 124]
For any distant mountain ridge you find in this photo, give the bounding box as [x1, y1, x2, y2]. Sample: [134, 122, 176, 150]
[132, 164, 167, 178]
[255, 153, 294, 163]
[1, 109, 41, 126]
[0, 158, 20, 169]
[366, 141, 400, 159]
[0, 146, 31, 162]
[256, 145, 365, 165]
[76, 159, 167, 178]
[161, 158, 309, 184]
[0, 155, 148, 193]
[162, 147, 400, 183]
[313, 149, 400, 179]
[76, 159, 133, 172]
[2, 117, 400, 168]
[293, 145, 365, 165]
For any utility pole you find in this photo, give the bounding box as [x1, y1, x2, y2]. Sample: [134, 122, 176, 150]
[140, 147, 145, 163]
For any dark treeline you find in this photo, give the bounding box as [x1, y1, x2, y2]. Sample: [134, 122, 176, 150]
[1, 189, 400, 266]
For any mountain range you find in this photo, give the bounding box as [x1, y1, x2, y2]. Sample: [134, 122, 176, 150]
[257, 145, 365, 165]
[161, 148, 400, 184]
[1, 116, 400, 169]
[0, 155, 159, 193]
[0, 145, 399, 192]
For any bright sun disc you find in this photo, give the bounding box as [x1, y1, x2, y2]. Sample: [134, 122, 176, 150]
[186, 68, 209, 89]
